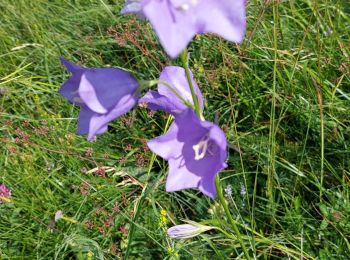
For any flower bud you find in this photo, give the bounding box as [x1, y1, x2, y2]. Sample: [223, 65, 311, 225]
[167, 222, 214, 239]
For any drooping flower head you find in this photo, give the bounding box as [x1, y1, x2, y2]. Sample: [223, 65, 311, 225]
[0, 184, 11, 204]
[59, 58, 140, 140]
[122, 0, 246, 58]
[139, 66, 203, 114]
[147, 109, 227, 198]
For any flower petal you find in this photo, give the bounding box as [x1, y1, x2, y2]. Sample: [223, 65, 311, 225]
[59, 58, 140, 141]
[193, 0, 246, 43]
[60, 57, 82, 73]
[77, 106, 108, 136]
[147, 122, 182, 160]
[158, 66, 203, 111]
[79, 68, 139, 114]
[59, 58, 84, 104]
[86, 93, 139, 140]
[121, 0, 143, 16]
[139, 0, 246, 58]
[166, 157, 201, 192]
[167, 109, 227, 198]
[78, 74, 108, 114]
[142, 0, 195, 58]
[138, 90, 181, 114]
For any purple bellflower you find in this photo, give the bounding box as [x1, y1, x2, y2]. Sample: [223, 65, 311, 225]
[0, 184, 11, 204]
[59, 58, 140, 141]
[122, 0, 246, 58]
[121, 0, 144, 18]
[147, 109, 227, 198]
[139, 66, 203, 114]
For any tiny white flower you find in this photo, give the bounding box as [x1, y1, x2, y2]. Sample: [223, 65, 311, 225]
[240, 183, 246, 197]
[54, 210, 63, 222]
[224, 184, 232, 197]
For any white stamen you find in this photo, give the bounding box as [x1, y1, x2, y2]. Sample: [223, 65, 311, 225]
[180, 4, 190, 11]
[178, 0, 199, 11]
[193, 136, 210, 160]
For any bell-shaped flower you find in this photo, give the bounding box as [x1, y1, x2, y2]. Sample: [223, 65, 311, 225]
[121, 0, 144, 18]
[59, 58, 140, 141]
[122, 0, 246, 58]
[139, 66, 203, 114]
[147, 109, 227, 198]
[0, 184, 11, 204]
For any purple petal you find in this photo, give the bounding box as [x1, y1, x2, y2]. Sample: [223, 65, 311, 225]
[78, 94, 139, 141]
[147, 121, 182, 160]
[193, 0, 246, 43]
[203, 121, 228, 167]
[77, 106, 107, 136]
[78, 74, 108, 114]
[60, 57, 82, 73]
[77, 106, 93, 135]
[158, 66, 203, 111]
[142, 0, 195, 58]
[166, 158, 202, 192]
[59, 58, 140, 141]
[79, 68, 139, 114]
[150, 109, 227, 198]
[174, 109, 207, 141]
[171, 111, 227, 198]
[87, 93, 139, 140]
[121, 0, 143, 16]
[198, 174, 217, 199]
[59, 58, 85, 104]
[141, 0, 246, 58]
[138, 90, 182, 114]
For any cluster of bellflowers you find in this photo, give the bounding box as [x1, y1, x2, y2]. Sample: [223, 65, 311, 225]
[59, 0, 246, 200]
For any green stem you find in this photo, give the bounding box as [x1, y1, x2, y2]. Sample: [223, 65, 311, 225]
[215, 175, 251, 259]
[180, 49, 201, 117]
[267, 0, 278, 213]
[180, 47, 250, 259]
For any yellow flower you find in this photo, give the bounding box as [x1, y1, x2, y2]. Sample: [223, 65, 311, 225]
[87, 251, 94, 260]
[159, 209, 167, 227]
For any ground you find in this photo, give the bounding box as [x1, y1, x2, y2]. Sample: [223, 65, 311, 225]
[0, 0, 349, 259]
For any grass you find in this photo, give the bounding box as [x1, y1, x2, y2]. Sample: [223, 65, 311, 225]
[0, 0, 349, 259]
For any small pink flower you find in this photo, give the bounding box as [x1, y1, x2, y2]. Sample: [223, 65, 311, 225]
[0, 184, 11, 203]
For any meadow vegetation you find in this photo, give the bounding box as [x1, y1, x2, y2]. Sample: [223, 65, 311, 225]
[0, 0, 349, 259]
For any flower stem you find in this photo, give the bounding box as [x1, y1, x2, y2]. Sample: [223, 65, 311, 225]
[180, 49, 201, 117]
[215, 175, 251, 259]
[180, 48, 250, 258]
